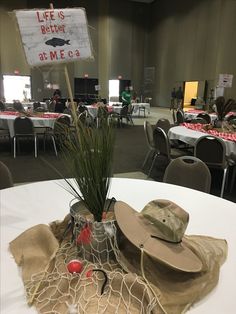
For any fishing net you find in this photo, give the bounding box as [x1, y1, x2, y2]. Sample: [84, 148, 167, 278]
[9, 214, 227, 314]
[24, 240, 160, 314]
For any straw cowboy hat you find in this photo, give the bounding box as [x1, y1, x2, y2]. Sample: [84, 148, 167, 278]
[114, 199, 203, 273]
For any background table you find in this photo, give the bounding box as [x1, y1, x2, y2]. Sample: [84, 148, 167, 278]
[0, 112, 67, 137]
[184, 109, 235, 123]
[86, 105, 118, 119]
[5, 102, 48, 111]
[1, 178, 236, 313]
[168, 125, 236, 157]
[184, 110, 217, 122]
[131, 102, 151, 115]
[86, 103, 151, 119]
[22, 102, 48, 111]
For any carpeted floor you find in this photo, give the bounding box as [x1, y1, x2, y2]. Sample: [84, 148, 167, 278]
[0, 125, 146, 182]
[0, 124, 235, 202]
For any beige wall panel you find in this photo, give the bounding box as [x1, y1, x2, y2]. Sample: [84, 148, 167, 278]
[0, 2, 30, 99]
[31, 63, 74, 100]
[200, 0, 221, 80]
[130, 7, 148, 96]
[109, 0, 148, 98]
[214, 0, 236, 99]
[73, 1, 99, 79]
[149, 0, 236, 107]
[0, 7, 29, 74]
[109, 15, 133, 78]
[98, 0, 109, 99]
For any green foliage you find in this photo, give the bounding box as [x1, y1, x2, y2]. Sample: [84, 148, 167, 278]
[61, 119, 115, 222]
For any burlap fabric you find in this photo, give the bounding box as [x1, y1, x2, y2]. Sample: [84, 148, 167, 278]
[9, 216, 227, 314]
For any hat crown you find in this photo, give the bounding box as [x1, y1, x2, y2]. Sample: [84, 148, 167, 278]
[141, 200, 189, 243]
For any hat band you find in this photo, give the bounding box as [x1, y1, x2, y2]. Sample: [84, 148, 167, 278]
[151, 235, 182, 244]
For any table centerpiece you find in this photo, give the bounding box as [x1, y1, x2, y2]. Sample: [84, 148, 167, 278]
[57, 111, 117, 264]
[214, 97, 236, 128]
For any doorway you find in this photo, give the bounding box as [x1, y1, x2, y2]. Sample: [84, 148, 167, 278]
[183, 81, 198, 108]
[108, 79, 131, 102]
[3, 75, 31, 103]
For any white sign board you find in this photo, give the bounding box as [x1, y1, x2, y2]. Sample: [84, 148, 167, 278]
[15, 8, 94, 66]
[218, 74, 233, 88]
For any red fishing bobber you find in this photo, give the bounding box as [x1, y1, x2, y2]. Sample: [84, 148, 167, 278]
[67, 260, 83, 274]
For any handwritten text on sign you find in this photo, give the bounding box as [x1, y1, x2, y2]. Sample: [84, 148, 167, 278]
[15, 8, 94, 66]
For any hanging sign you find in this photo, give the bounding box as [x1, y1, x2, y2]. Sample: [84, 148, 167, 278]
[15, 8, 94, 66]
[218, 74, 233, 88]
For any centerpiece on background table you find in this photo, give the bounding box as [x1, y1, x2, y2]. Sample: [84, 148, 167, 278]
[214, 97, 236, 128]
[59, 113, 117, 264]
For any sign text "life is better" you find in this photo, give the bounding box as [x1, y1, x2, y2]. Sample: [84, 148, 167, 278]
[15, 8, 93, 66]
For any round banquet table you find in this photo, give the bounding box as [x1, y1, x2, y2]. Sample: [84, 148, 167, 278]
[168, 125, 236, 157]
[131, 102, 151, 114]
[1, 178, 236, 314]
[184, 110, 235, 123]
[184, 110, 217, 122]
[0, 112, 68, 138]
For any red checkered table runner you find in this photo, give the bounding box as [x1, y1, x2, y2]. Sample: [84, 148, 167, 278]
[182, 123, 236, 142]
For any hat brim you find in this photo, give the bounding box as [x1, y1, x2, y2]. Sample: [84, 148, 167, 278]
[114, 201, 203, 273]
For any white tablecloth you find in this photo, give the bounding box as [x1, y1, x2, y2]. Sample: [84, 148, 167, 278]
[0, 113, 65, 137]
[184, 110, 217, 122]
[5, 102, 48, 111]
[132, 102, 151, 114]
[168, 126, 236, 156]
[184, 110, 235, 123]
[109, 102, 151, 114]
[109, 103, 151, 117]
[85, 105, 120, 119]
[86, 103, 150, 119]
[22, 102, 48, 111]
[1, 178, 236, 313]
